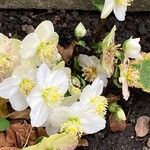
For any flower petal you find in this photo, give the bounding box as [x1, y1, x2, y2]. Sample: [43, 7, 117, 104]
[122, 80, 130, 101]
[0, 78, 19, 99]
[45, 123, 60, 135]
[81, 113, 106, 134]
[9, 92, 28, 111]
[46, 70, 69, 94]
[114, 3, 127, 21]
[20, 33, 40, 59]
[101, 0, 114, 19]
[34, 20, 55, 43]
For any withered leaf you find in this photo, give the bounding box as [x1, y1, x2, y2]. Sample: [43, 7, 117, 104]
[6, 121, 36, 148]
[0, 98, 9, 118]
[135, 116, 150, 137]
[58, 42, 75, 63]
[78, 139, 88, 147]
[7, 109, 30, 120]
[0, 133, 9, 148]
[106, 94, 120, 103]
[109, 114, 126, 132]
[0, 147, 20, 150]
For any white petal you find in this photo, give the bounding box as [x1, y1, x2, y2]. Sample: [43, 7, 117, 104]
[45, 123, 60, 135]
[46, 70, 69, 94]
[81, 114, 106, 134]
[101, 0, 114, 19]
[80, 85, 91, 102]
[37, 63, 51, 88]
[98, 75, 108, 87]
[114, 3, 127, 21]
[49, 106, 71, 127]
[0, 78, 19, 99]
[9, 92, 28, 111]
[30, 101, 50, 127]
[62, 95, 78, 107]
[34, 20, 55, 43]
[20, 33, 40, 59]
[122, 80, 130, 101]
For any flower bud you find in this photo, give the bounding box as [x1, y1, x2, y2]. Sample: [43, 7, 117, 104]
[116, 108, 126, 121]
[123, 37, 141, 59]
[75, 22, 86, 38]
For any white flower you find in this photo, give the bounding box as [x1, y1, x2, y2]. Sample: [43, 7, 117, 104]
[26, 63, 69, 127]
[80, 77, 108, 117]
[101, 0, 133, 21]
[123, 37, 141, 59]
[0, 33, 21, 81]
[0, 63, 36, 111]
[78, 54, 108, 85]
[20, 20, 61, 67]
[47, 102, 106, 135]
[75, 22, 86, 38]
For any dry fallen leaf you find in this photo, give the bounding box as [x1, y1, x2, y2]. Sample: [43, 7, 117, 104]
[58, 42, 75, 63]
[6, 121, 36, 148]
[0, 98, 9, 118]
[0, 133, 9, 148]
[0, 147, 20, 150]
[78, 139, 88, 147]
[109, 114, 126, 132]
[7, 109, 30, 120]
[135, 116, 150, 137]
[106, 94, 120, 103]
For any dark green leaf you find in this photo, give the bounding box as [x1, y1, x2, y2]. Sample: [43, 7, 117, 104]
[0, 118, 10, 131]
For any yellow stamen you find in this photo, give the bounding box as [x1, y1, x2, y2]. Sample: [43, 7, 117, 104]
[61, 117, 83, 137]
[36, 36, 58, 64]
[42, 87, 63, 107]
[83, 67, 97, 82]
[91, 96, 108, 117]
[116, 0, 133, 6]
[19, 79, 35, 96]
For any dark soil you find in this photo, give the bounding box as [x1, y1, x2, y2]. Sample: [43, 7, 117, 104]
[0, 9, 150, 150]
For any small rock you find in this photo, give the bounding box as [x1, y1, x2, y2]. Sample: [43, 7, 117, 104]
[22, 24, 34, 34]
[135, 116, 150, 137]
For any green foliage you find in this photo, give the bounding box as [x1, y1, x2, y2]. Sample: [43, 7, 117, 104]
[92, 0, 104, 11]
[128, 53, 150, 92]
[23, 133, 78, 150]
[0, 118, 10, 131]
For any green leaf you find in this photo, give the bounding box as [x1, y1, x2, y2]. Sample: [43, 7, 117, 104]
[76, 40, 86, 48]
[0, 118, 10, 131]
[92, 0, 104, 11]
[128, 53, 150, 92]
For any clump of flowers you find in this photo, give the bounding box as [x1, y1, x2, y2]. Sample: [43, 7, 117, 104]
[0, 13, 149, 149]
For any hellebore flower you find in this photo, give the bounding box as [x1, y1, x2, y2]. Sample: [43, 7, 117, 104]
[75, 22, 87, 38]
[0, 63, 36, 111]
[101, 0, 133, 21]
[0, 33, 21, 81]
[20, 20, 61, 67]
[123, 37, 141, 59]
[48, 102, 106, 136]
[80, 77, 108, 117]
[27, 63, 69, 127]
[78, 54, 108, 85]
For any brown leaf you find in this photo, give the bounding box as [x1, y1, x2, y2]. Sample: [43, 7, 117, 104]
[0, 98, 9, 118]
[106, 94, 120, 103]
[6, 121, 36, 148]
[135, 116, 150, 137]
[78, 139, 88, 147]
[0, 147, 20, 150]
[58, 42, 75, 63]
[7, 109, 30, 120]
[0, 133, 9, 148]
[109, 114, 126, 132]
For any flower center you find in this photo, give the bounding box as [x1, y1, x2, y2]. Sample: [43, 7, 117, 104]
[19, 79, 35, 96]
[83, 67, 97, 82]
[90, 96, 108, 117]
[60, 117, 83, 136]
[42, 87, 63, 107]
[116, 0, 133, 6]
[36, 36, 58, 64]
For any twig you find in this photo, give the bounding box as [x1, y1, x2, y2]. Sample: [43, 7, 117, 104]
[23, 127, 32, 148]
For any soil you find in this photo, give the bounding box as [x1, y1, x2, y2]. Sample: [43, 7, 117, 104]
[0, 9, 150, 150]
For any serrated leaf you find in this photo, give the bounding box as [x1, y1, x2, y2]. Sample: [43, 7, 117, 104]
[92, 0, 104, 11]
[0, 118, 10, 131]
[23, 133, 78, 150]
[128, 53, 150, 92]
